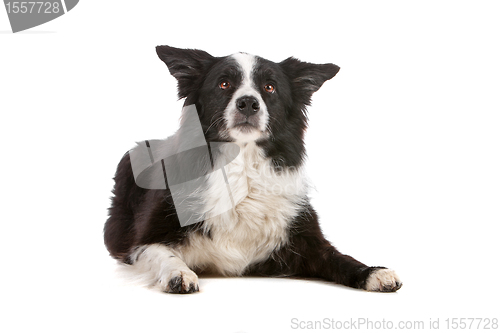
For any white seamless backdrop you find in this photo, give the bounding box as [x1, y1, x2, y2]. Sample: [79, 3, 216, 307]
[1, 1, 499, 333]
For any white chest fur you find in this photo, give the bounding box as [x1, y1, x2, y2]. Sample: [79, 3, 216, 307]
[177, 142, 308, 276]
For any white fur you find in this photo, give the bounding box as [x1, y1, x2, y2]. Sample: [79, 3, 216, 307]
[225, 53, 269, 143]
[128, 244, 199, 292]
[177, 142, 308, 276]
[365, 268, 401, 291]
[127, 142, 307, 283]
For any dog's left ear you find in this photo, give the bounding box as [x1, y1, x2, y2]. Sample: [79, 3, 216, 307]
[156, 45, 215, 99]
[280, 57, 340, 106]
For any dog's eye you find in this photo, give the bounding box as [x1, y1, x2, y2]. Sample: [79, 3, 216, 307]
[264, 84, 275, 93]
[219, 81, 231, 90]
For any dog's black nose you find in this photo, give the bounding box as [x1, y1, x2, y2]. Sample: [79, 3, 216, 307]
[236, 96, 260, 117]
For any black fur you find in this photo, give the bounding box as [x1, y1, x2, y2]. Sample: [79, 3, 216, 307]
[104, 46, 401, 293]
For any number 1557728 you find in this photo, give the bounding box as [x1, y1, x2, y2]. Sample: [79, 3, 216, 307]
[5, 2, 61, 14]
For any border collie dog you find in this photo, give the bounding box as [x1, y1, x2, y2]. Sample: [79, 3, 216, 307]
[104, 46, 402, 293]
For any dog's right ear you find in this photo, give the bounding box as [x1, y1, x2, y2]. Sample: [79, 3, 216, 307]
[156, 45, 215, 99]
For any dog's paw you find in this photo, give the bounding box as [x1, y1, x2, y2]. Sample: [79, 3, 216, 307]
[159, 269, 199, 294]
[364, 268, 402, 292]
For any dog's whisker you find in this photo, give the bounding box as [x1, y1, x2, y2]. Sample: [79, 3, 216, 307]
[205, 117, 225, 134]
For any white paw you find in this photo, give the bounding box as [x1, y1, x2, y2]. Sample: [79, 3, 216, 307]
[158, 269, 199, 294]
[365, 268, 402, 292]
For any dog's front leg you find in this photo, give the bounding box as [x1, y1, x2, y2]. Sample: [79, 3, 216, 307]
[249, 206, 402, 292]
[128, 244, 199, 294]
[308, 247, 402, 292]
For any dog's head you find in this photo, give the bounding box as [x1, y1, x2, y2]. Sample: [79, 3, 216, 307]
[156, 46, 339, 164]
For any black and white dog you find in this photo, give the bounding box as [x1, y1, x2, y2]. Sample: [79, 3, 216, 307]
[104, 46, 402, 293]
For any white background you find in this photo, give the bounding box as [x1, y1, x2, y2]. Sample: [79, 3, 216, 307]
[1, 1, 499, 332]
